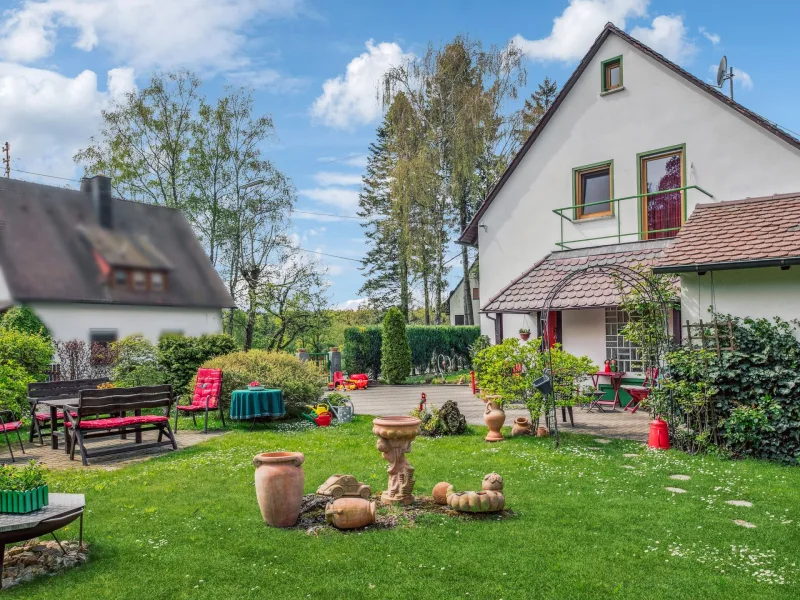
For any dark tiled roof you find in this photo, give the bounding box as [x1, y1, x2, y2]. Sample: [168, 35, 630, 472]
[0, 178, 235, 308]
[482, 241, 670, 313]
[458, 23, 800, 246]
[654, 194, 800, 272]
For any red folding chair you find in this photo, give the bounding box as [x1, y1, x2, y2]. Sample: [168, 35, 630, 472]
[0, 410, 25, 462]
[174, 368, 225, 433]
[622, 367, 659, 414]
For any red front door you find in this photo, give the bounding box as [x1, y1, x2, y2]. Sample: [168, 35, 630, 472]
[542, 311, 561, 348]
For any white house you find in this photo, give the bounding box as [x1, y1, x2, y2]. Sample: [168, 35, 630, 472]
[458, 23, 800, 374]
[0, 175, 234, 345]
[447, 266, 480, 326]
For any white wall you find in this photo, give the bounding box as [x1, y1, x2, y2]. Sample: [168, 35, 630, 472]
[29, 302, 223, 344]
[448, 275, 481, 326]
[478, 32, 800, 340]
[681, 268, 800, 326]
[0, 266, 11, 308]
[561, 309, 606, 367]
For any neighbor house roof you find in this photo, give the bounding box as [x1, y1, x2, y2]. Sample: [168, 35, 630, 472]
[458, 23, 800, 246]
[0, 178, 235, 308]
[482, 240, 670, 313]
[653, 193, 800, 273]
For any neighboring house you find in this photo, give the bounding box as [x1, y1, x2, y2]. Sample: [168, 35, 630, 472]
[0, 175, 235, 345]
[654, 194, 800, 327]
[458, 22, 800, 373]
[447, 266, 480, 326]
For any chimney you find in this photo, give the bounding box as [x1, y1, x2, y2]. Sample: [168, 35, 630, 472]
[81, 175, 113, 229]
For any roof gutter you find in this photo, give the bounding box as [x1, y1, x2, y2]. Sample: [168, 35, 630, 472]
[653, 256, 800, 274]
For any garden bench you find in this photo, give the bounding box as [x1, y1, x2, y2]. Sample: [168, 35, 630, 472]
[28, 378, 110, 448]
[63, 385, 177, 466]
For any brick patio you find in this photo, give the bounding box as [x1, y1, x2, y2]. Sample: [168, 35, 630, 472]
[348, 384, 650, 442]
[1, 429, 224, 470]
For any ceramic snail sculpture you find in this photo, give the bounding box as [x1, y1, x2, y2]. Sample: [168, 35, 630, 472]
[444, 473, 505, 513]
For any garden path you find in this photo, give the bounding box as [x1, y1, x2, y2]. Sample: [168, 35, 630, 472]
[348, 384, 650, 442]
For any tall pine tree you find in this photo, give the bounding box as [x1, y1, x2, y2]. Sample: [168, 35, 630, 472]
[515, 76, 558, 147]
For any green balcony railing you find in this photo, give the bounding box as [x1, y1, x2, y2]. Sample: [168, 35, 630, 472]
[552, 185, 714, 249]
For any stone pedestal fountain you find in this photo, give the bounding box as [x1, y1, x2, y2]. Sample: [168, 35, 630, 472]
[372, 416, 421, 505]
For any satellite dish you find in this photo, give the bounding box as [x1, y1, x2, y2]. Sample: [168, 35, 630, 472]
[716, 56, 728, 87]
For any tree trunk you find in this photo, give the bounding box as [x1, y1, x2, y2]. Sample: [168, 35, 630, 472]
[460, 196, 474, 326]
[423, 273, 430, 325]
[244, 285, 257, 351]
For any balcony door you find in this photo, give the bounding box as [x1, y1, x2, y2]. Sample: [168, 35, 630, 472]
[640, 148, 684, 239]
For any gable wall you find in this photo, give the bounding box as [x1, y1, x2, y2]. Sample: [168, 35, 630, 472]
[478, 34, 800, 338]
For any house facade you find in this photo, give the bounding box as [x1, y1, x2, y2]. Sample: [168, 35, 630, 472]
[459, 23, 800, 373]
[0, 176, 234, 345]
[447, 270, 480, 326]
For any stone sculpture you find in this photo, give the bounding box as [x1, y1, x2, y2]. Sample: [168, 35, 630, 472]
[438, 400, 467, 434]
[444, 473, 505, 513]
[317, 475, 372, 499]
[372, 416, 421, 505]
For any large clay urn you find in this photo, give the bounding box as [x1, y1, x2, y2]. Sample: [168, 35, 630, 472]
[484, 398, 506, 442]
[253, 452, 305, 527]
[372, 416, 421, 505]
[511, 417, 532, 437]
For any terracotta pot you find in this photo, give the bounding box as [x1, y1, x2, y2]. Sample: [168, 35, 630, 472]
[484, 402, 506, 442]
[253, 452, 305, 527]
[325, 498, 376, 529]
[536, 425, 549, 437]
[520, 333, 530, 341]
[511, 417, 532, 437]
[432, 481, 452, 505]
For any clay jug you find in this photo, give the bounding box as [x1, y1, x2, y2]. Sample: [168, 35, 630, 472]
[253, 452, 305, 527]
[536, 425, 549, 437]
[511, 417, 532, 437]
[325, 498, 376, 529]
[484, 401, 506, 442]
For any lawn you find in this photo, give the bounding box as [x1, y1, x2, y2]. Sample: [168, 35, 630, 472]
[8, 417, 800, 599]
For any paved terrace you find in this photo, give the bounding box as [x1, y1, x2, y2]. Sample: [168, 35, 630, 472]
[349, 384, 650, 442]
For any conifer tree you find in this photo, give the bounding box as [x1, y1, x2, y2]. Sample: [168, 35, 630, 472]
[380, 306, 411, 384]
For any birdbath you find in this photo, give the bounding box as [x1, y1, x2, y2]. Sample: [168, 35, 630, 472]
[372, 416, 421, 505]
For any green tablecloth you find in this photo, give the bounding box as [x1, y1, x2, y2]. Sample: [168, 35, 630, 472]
[230, 389, 285, 420]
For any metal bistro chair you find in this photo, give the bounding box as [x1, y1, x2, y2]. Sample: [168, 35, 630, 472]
[0, 410, 25, 462]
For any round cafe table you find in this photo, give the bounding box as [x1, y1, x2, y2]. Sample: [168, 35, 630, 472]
[229, 388, 285, 423]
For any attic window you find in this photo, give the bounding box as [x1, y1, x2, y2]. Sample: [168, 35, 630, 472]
[151, 272, 165, 291]
[602, 56, 623, 92]
[132, 270, 147, 291]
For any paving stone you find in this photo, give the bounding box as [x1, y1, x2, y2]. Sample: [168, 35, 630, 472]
[621, 465, 636, 469]
[665, 487, 687, 494]
[594, 438, 612, 444]
[726, 500, 753, 507]
[669, 474, 691, 481]
[733, 519, 756, 528]
[623, 453, 639, 458]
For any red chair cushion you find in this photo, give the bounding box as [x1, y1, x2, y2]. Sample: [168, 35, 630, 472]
[0, 421, 22, 432]
[66, 415, 169, 429]
[34, 411, 77, 421]
[189, 368, 222, 409]
[177, 404, 206, 412]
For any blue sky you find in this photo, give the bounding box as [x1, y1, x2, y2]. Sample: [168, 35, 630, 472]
[1, 0, 798, 308]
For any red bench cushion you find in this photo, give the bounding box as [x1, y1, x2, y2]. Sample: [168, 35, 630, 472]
[34, 411, 77, 421]
[66, 415, 169, 430]
[0, 421, 22, 432]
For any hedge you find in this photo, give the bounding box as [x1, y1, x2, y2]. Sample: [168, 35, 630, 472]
[157, 334, 237, 394]
[342, 325, 481, 379]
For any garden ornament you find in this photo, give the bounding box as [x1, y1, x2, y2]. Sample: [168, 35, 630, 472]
[372, 416, 421, 505]
[317, 475, 371, 499]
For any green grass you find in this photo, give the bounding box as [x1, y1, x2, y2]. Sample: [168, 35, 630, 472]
[402, 369, 471, 385]
[8, 417, 800, 599]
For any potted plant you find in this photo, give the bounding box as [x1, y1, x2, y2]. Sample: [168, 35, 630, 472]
[519, 328, 531, 342]
[0, 460, 49, 514]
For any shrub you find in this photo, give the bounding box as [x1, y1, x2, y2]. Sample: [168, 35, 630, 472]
[0, 329, 53, 380]
[0, 306, 51, 340]
[0, 460, 49, 491]
[112, 335, 167, 388]
[342, 326, 382, 378]
[195, 350, 325, 417]
[411, 400, 467, 437]
[0, 362, 35, 415]
[380, 307, 411, 384]
[157, 334, 236, 394]
[54, 339, 115, 381]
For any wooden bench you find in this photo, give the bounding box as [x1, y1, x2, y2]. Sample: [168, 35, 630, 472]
[63, 385, 177, 466]
[28, 378, 110, 447]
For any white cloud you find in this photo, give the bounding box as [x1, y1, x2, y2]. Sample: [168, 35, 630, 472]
[0, 0, 301, 71]
[107, 67, 136, 100]
[630, 15, 696, 62]
[338, 299, 367, 310]
[299, 187, 360, 211]
[698, 26, 721, 45]
[311, 39, 413, 129]
[511, 0, 648, 62]
[313, 171, 363, 186]
[0, 62, 122, 178]
[317, 154, 368, 168]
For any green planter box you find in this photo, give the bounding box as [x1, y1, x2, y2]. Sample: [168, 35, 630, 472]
[0, 485, 49, 514]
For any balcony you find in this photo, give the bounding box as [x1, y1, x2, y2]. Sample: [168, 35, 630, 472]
[552, 185, 714, 250]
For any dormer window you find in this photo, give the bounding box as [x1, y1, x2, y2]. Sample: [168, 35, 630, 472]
[601, 56, 623, 93]
[132, 270, 147, 291]
[113, 269, 127, 287]
[151, 271, 164, 291]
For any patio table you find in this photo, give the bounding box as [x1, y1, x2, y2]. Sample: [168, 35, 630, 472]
[590, 371, 627, 410]
[38, 398, 78, 451]
[0, 493, 85, 588]
[230, 389, 285, 421]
